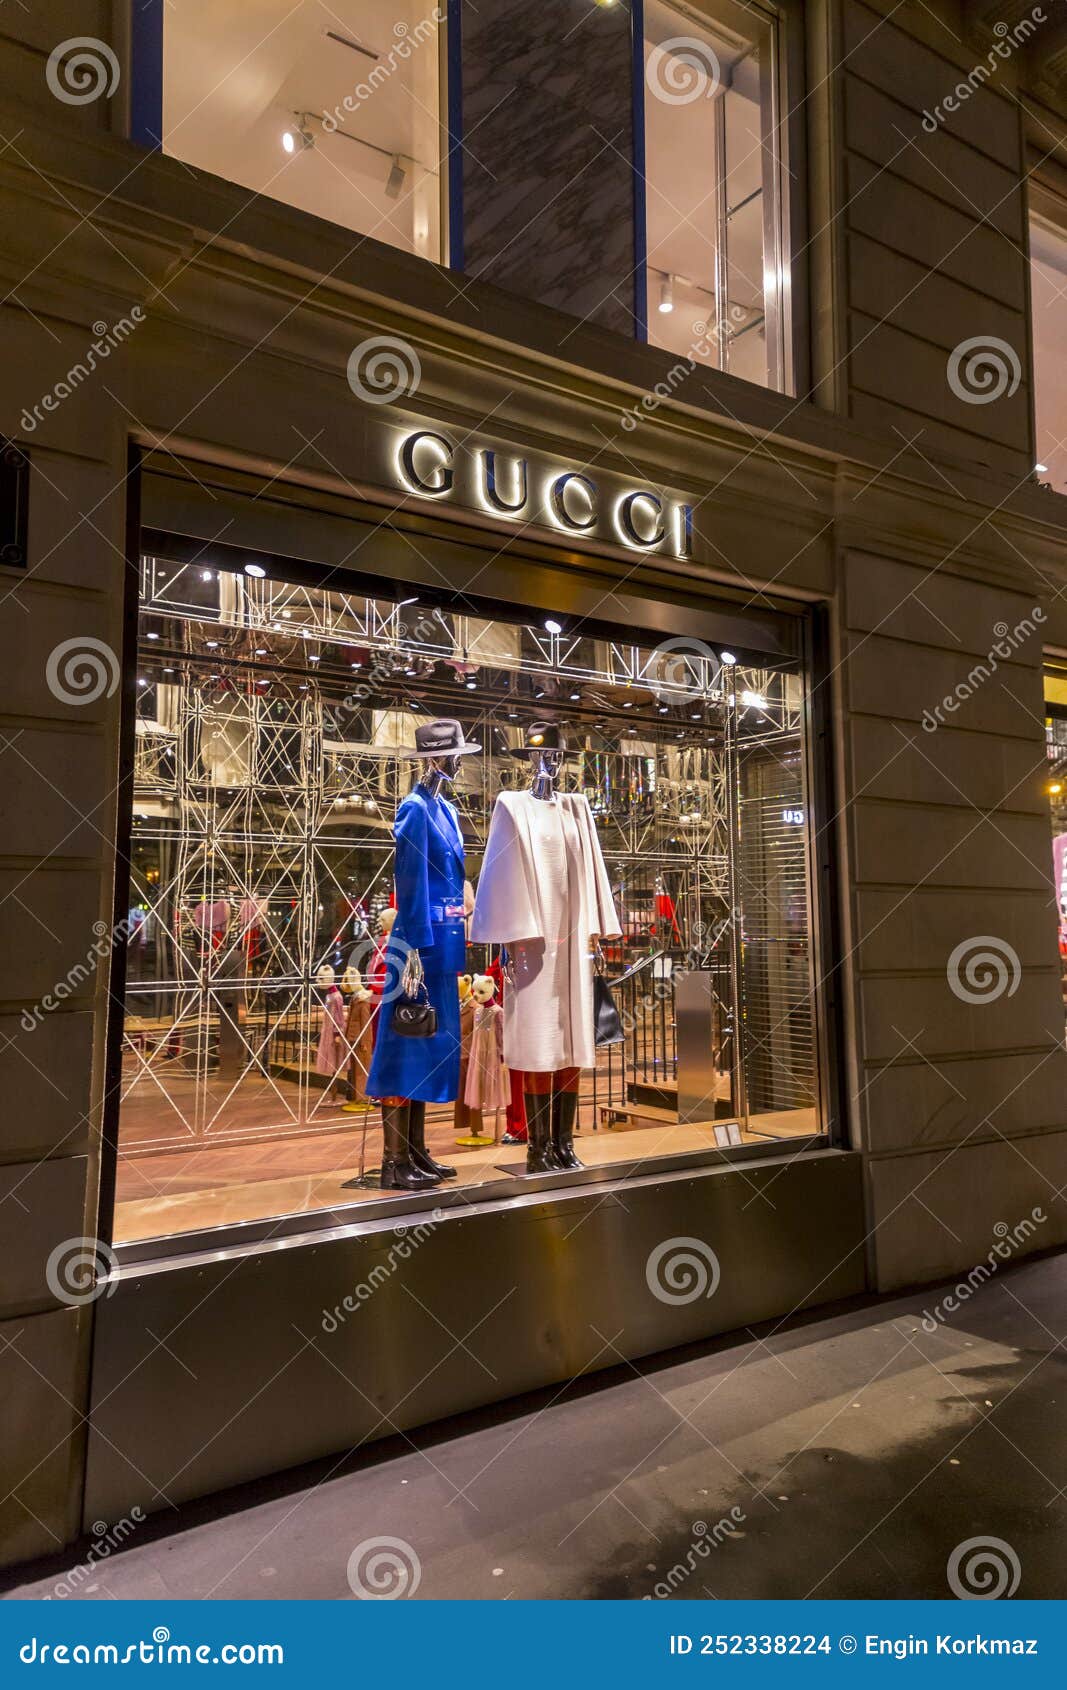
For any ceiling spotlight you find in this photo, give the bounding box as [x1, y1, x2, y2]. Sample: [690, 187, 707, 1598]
[465, 680, 477, 690]
[244, 562, 266, 578]
[146, 631, 159, 640]
[658, 273, 674, 314]
[1036, 463, 1049, 474]
[282, 116, 315, 154]
[201, 569, 213, 581]
[720, 650, 737, 666]
[570, 690, 580, 701]
[544, 618, 563, 635]
[385, 155, 407, 199]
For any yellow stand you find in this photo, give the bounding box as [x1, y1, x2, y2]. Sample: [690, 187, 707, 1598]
[455, 1133, 494, 1147]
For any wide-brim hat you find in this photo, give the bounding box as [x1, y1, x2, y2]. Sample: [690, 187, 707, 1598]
[511, 720, 567, 757]
[404, 717, 481, 758]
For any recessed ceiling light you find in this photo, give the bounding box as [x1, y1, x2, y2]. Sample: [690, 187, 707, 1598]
[244, 562, 266, 578]
[720, 650, 737, 665]
[201, 570, 213, 581]
[544, 618, 563, 635]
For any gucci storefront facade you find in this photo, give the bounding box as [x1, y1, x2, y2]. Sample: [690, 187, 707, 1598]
[79, 404, 864, 1524]
[6, 0, 1067, 1563]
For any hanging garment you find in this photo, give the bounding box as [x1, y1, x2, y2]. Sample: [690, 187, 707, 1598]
[464, 1001, 509, 1111]
[453, 992, 483, 1135]
[470, 790, 621, 1072]
[366, 784, 466, 1103]
[315, 986, 348, 1075]
[345, 994, 376, 1101]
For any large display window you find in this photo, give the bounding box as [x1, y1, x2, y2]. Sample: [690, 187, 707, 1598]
[114, 548, 822, 1245]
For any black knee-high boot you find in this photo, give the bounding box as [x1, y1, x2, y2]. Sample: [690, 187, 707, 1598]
[408, 1100, 455, 1180]
[524, 1092, 557, 1175]
[380, 1103, 437, 1191]
[551, 1089, 583, 1169]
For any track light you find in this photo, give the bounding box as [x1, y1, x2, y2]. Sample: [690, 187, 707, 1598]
[282, 116, 315, 154]
[385, 155, 407, 199]
[658, 273, 674, 314]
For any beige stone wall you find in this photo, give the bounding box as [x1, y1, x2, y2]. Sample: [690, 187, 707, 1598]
[1, 0, 1066, 1562]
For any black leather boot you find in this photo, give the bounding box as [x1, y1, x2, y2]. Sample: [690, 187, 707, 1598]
[408, 1100, 455, 1180]
[524, 1092, 557, 1175]
[379, 1103, 437, 1191]
[551, 1088, 583, 1169]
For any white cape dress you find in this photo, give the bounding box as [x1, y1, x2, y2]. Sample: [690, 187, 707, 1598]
[470, 789, 621, 1072]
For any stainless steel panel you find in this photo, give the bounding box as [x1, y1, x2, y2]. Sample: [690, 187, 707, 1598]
[676, 969, 722, 1124]
[84, 1150, 866, 1528]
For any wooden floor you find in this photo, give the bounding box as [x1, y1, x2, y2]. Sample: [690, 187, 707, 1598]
[113, 1090, 819, 1243]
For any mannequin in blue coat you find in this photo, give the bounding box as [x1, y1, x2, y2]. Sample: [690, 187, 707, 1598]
[367, 720, 479, 1190]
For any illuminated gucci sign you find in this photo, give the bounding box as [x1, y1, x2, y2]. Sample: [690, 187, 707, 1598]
[394, 431, 694, 559]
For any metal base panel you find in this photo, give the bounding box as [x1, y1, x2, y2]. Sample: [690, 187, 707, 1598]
[84, 1150, 865, 1527]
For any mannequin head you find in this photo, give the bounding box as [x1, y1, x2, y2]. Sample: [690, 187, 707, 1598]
[377, 907, 397, 937]
[520, 721, 566, 798]
[422, 751, 461, 788]
[342, 964, 370, 1000]
[457, 971, 473, 1003]
[470, 973, 498, 1006]
[315, 963, 336, 989]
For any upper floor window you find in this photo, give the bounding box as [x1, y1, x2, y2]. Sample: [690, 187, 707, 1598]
[643, 0, 787, 390]
[1030, 213, 1067, 494]
[159, 2, 444, 262]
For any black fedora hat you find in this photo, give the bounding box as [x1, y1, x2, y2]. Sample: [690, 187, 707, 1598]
[512, 720, 567, 756]
[405, 717, 481, 758]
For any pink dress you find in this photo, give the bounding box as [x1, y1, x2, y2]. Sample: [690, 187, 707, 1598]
[464, 1001, 510, 1111]
[315, 987, 347, 1075]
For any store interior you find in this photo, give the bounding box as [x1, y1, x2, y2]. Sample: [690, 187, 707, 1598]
[116, 554, 819, 1244]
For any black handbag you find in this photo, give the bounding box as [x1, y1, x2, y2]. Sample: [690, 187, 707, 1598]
[593, 970, 625, 1047]
[392, 953, 437, 1039]
[392, 980, 437, 1039]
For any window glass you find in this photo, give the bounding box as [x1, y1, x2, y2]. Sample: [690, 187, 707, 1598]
[116, 558, 818, 1245]
[1045, 661, 1067, 1023]
[161, 1, 443, 261]
[643, 0, 785, 389]
[1031, 216, 1067, 493]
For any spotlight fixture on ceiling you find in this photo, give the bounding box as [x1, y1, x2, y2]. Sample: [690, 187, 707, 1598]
[385, 155, 407, 199]
[720, 650, 737, 666]
[544, 617, 563, 635]
[244, 562, 266, 578]
[658, 273, 674, 314]
[282, 114, 315, 154]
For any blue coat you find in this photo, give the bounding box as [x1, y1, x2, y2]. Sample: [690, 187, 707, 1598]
[366, 783, 466, 1103]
